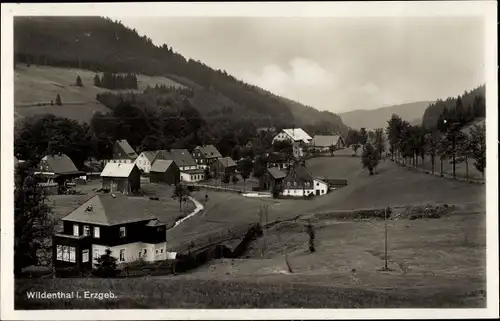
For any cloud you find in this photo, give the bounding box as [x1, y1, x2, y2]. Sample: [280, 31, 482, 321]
[241, 57, 336, 100]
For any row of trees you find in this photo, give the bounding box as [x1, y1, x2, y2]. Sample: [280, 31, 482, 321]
[386, 113, 486, 180]
[93, 72, 138, 90]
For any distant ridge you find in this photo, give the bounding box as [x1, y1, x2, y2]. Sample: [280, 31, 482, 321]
[339, 101, 432, 130]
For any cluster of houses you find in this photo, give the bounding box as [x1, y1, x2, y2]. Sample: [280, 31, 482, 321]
[18, 128, 347, 197]
[14, 127, 348, 273]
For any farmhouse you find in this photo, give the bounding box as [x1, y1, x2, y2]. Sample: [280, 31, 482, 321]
[260, 167, 286, 191]
[272, 128, 312, 158]
[211, 157, 237, 180]
[52, 194, 168, 272]
[100, 163, 141, 194]
[192, 145, 222, 169]
[135, 150, 159, 173]
[105, 139, 138, 164]
[35, 153, 85, 185]
[149, 160, 180, 185]
[310, 135, 346, 152]
[156, 149, 203, 182]
[281, 164, 328, 197]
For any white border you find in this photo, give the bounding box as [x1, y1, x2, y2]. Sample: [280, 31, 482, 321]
[1, 1, 498, 320]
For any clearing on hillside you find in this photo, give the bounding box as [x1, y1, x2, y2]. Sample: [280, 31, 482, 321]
[15, 64, 184, 123]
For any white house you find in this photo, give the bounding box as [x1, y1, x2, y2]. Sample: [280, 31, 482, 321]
[135, 151, 159, 173]
[180, 169, 205, 182]
[104, 140, 138, 165]
[272, 128, 312, 159]
[281, 164, 329, 197]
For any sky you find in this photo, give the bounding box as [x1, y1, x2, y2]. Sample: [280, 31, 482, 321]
[118, 16, 485, 113]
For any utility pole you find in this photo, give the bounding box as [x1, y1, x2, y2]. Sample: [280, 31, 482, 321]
[384, 207, 388, 270]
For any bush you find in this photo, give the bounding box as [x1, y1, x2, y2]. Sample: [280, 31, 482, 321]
[93, 249, 120, 278]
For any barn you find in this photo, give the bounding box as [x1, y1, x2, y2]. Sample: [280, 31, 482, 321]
[100, 163, 141, 194]
[149, 160, 180, 185]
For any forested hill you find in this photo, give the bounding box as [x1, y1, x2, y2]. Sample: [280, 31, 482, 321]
[14, 16, 347, 133]
[421, 85, 486, 129]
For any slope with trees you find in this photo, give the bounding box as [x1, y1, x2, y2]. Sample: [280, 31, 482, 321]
[14, 16, 348, 132]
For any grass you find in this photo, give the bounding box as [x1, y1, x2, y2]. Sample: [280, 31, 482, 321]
[16, 156, 485, 309]
[15, 64, 183, 123]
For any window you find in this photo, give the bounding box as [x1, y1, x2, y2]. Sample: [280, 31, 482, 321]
[316, 182, 319, 186]
[156, 250, 158, 254]
[94, 248, 100, 259]
[144, 249, 147, 255]
[56, 245, 63, 260]
[119, 249, 125, 262]
[94, 227, 100, 238]
[119, 226, 126, 238]
[161, 249, 163, 253]
[82, 250, 89, 263]
[294, 182, 297, 186]
[73, 224, 79, 236]
[139, 251, 142, 258]
[83, 225, 90, 236]
[69, 247, 76, 263]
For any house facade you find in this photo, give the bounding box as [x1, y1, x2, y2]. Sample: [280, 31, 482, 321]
[260, 167, 286, 192]
[135, 151, 159, 173]
[105, 140, 138, 164]
[100, 163, 141, 194]
[192, 145, 222, 169]
[281, 165, 328, 197]
[53, 194, 168, 272]
[149, 160, 180, 185]
[272, 128, 312, 159]
[180, 169, 205, 182]
[35, 153, 85, 185]
[310, 135, 346, 152]
[211, 157, 237, 180]
[155, 149, 203, 182]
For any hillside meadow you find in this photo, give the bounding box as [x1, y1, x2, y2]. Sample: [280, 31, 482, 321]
[14, 64, 183, 123]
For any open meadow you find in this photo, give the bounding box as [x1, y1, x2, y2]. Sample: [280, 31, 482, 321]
[16, 155, 486, 309]
[15, 64, 184, 123]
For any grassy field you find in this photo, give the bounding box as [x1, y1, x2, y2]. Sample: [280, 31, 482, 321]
[14, 64, 184, 123]
[16, 156, 486, 309]
[15, 210, 486, 308]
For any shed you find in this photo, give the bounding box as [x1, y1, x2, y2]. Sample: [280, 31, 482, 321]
[100, 163, 141, 194]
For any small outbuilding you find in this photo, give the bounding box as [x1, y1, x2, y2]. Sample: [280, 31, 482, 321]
[149, 160, 180, 185]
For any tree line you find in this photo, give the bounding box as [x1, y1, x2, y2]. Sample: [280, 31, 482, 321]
[93, 72, 138, 90]
[386, 112, 486, 180]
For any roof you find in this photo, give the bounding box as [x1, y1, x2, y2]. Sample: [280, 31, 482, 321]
[62, 194, 159, 226]
[312, 135, 343, 147]
[100, 163, 137, 178]
[216, 157, 237, 168]
[145, 219, 167, 227]
[41, 154, 82, 175]
[267, 167, 286, 180]
[140, 150, 159, 163]
[284, 164, 314, 184]
[195, 145, 222, 159]
[157, 149, 197, 168]
[181, 168, 205, 174]
[116, 139, 138, 159]
[150, 159, 175, 172]
[280, 128, 312, 143]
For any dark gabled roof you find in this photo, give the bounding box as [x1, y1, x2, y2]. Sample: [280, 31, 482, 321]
[157, 149, 197, 168]
[116, 139, 138, 160]
[62, 194, 161, 226]
[150, 160, 175, 173]
[195, 145, 222, 159]
[216, 157, 237, 168]
[41, 154, 82, 175]
[141, 150, 160, 163]
[267, 167, 286, 180]
[284, 164, 314, 184]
